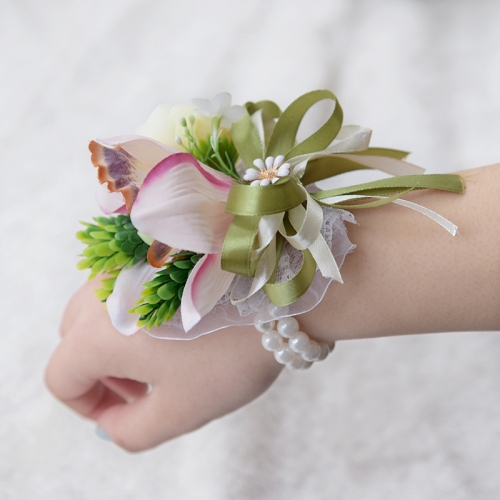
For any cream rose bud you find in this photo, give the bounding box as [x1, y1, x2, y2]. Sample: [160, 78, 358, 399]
[135, 103, 213, 148]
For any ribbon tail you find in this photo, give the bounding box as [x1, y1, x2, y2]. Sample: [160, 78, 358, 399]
[390, 198, 459, 235]
[308, 233, 343, 283]
[230, 236, 277, 304]
[252, 213, 284, 260]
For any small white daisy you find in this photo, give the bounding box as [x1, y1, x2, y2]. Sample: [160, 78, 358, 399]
[243, 155, 291, 186]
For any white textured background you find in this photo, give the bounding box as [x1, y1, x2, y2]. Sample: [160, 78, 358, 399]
[1, 1, 500, 498]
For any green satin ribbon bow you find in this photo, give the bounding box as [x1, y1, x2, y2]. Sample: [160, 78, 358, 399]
[221, 90, 465, 306]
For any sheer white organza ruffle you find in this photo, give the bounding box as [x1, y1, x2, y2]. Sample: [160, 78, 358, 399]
[148, 207, 356, 340]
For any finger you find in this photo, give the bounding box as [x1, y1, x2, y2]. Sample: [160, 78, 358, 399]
[101, 377, 150, 402]
[97, 390, 197, 452]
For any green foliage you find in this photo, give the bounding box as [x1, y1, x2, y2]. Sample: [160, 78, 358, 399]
[195, 135, 239, 178]
[130, 251, 203, 330]
[93, 269, 120, 302]
[177, 115, 241, 181]
[76, 214, 150, 301]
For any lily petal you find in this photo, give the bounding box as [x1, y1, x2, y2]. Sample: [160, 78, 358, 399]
[210, 92, 232, 115]
[181, 254, 234, 331]
[223, 105, 246, 124]
[131, 153, 234, 254]
[106, 262, 158, 336]
[95, 183, 126, 214]
[147, 240, 172, 268]
[89, 136, 178, 210]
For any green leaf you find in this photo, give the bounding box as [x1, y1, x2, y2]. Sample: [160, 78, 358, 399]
[143, 293, 162, 305]
[115, 231, 129, 241]
[155, 301, 170, 326]
[121, 241, 137, 255]
[169, 296, 181, 317]
[77, 215, 151, 305]
[108, 239, 120, 252]
[102, 255, 118, 271]
[141, 286, 158, 297]
[135, 303, 156, 316]
[157, 282, 179, 300]
[91, 257, 107, 274]
[170, 270, 189, 283]
[136, 316, 150, 329]
[115, 252, 131, 267]
[89, 231, 113, 241]
[128, 232, 143, 244]
[172, 259, 194, 269]
[101, 278, 117, 291]
[76, 257, 97, 270]
[134, 244, 148, 260]
[143, 277, 167, 288]
[95, 288, 112, 301]
[82, 246, 97, 257]
[94, 242, 115, 257]
[147, 313, 158, 330]
[131, 250, 203, 329]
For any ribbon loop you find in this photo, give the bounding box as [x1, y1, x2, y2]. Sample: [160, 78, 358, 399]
[267, 89, 344, 160]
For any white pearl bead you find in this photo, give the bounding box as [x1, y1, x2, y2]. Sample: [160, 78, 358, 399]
[277, 317, 299, 338]
[289, 331, 311, 353]
[261, 331, 283, 352]
[274, 346, 295, 364]
[301, 361, 313, 370]
[302, 340, 321, 361]
[255, 320, 275, 333]
[317, 342, 330, 361]
[254, 312, 275, 333]
[267, 303, 289, 318]
[254, 311, 272, 323]
[287, 354, 306, 370]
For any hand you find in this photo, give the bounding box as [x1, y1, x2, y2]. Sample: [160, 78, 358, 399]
[45, 279, 283, 452]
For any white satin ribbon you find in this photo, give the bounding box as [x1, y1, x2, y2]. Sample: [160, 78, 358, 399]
[334, 154, 424, 176]
[287, 125, 425, 179]
[324, 194, 459, 236]
[252, 212, 284, 260]
[280, 190, 343, 283]
[391, 198, 458, 235]
[290, 125, 372, 178]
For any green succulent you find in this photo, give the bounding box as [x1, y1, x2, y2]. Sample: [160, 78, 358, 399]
[76, 214, 150, 301]
[130, 251, 203, 330]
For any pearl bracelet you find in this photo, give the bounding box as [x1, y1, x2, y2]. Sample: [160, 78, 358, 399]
[254, 311, 335, 371]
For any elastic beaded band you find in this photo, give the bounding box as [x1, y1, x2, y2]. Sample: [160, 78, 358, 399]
[255, 314, 335, 370]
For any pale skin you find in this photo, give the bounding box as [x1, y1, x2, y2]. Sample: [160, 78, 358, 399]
[45, 164, 500, 452]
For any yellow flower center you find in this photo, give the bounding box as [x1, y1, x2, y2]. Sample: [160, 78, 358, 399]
[259, 167, 278, 181]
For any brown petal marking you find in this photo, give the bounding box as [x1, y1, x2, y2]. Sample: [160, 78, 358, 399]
[147, 240, 173, 268]
[89, 141, 141, 211]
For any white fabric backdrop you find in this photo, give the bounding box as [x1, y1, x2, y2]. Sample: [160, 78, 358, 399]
[1, 0, 499, 498]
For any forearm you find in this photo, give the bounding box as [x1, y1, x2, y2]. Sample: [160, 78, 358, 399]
[301, 164, 500, 342]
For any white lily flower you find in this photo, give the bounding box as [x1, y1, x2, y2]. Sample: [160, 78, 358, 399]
[192, 92, 245, 128]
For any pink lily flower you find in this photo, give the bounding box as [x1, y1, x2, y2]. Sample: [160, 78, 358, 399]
[89, 135, 179, 213]
[108, 153, 236, 333]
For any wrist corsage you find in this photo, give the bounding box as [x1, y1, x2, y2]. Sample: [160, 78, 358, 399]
[77, 90, 464, 370]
